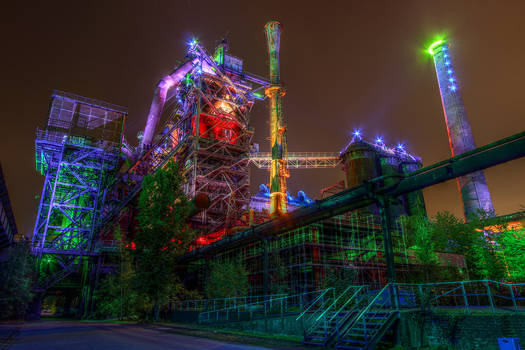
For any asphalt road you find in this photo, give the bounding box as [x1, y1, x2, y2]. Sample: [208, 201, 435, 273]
[0, 321, 281, 350]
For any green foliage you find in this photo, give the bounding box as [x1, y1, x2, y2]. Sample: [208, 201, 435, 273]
[93, 244, 138, 320]
[92, 160, 203, 320]
[205, 261, 249, 299]
[403, 214, 439, 265]
[435, 211, 506, 281]
[403, 210, 520, 282]
[133, 159, 196, 320]
[400, 209, 515, 282]
[0, 242, 35, 320]
[128, 160, 195, 320]
[495, 226, 525, 281]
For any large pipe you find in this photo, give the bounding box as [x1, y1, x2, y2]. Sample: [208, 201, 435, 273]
[141, 58, 198, 152]
[428, 39, 494, 220]
[265, 20, 288, 217]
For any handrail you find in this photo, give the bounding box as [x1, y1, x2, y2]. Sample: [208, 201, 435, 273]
[395, 280, 525, 313]
[328, 285, 365, 324]
[396, 279, 525, 287]
[198, 289, 328, 324]
[350, 284, 390, 329]
[296, 288, 334, 321]
[172, 293, 286, 311]
[338, 284, 392, 343]
[315, 285, 357, 322]
[203, 289, 322, 314]
[303, 285, 361, 339]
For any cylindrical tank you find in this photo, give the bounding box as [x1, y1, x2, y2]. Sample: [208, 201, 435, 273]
[342, 141, 378, 188]
[341, 140, 379, 214]
[341, 139, 427, 219]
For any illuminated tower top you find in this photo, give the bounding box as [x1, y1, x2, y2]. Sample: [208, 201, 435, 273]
[428, 39, 476, 155]
[428, 39, 494, 219]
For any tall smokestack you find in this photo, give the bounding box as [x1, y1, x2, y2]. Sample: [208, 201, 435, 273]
[428, 39, 494, 220]
[265, 21, 288, 216]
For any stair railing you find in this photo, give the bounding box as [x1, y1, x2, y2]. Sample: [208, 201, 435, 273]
[337, 283, 392, 345]
[330, 285, 368, 340]
[303, 285, 362, 340]
[295, 287, 334, 341]
[296, 287, 334, 320]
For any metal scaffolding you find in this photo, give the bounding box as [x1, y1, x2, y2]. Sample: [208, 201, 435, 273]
[193, 211, 410, 295]
[98, 41, 268, 241]
[32, 91, 125, 297]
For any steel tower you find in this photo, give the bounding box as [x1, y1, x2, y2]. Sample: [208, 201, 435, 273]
[428, 39, 494, 219]
[265, 21, 288, 216]
[32, 91, 125, 312]
[99, 39, 269, 240]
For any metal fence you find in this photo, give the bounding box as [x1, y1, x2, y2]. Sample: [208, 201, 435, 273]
[198, 289, 330, 324]
[169, 294, 286, 313]
[396, 280, 525, 313]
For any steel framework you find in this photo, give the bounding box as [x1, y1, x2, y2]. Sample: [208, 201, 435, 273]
[32, 91, 125, 295]
[192, 211, 411, 295]
[99, 41, 268, 239]
[249, 152, 341, 169]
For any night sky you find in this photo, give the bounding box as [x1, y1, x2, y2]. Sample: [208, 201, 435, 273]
[2, 0, 525, 238]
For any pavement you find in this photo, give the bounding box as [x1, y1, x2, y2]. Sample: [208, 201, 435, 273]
[0, 320, 306, 350]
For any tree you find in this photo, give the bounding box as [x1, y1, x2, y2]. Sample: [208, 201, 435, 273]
[133, 159, 195, 320]
[495, 225, 525, 282]
[0, 241, 35, 320]
[430, 211, 506, 281]
[205, 261, 249, 299]
[93, 238, 138, 320]
[401, 214, 439, 282]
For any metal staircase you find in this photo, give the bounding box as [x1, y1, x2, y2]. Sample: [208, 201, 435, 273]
[300, 285, 364, 347]
[335, 284, 399, 350]
[298, 284, 400, 349]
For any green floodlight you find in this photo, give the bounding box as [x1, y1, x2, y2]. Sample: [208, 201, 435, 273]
[428, 39, 444, 55]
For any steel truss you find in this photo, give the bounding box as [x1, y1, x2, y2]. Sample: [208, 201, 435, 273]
[32, 91, 125, 299]
[249, 152, 341, 169]
[99, 45, 266, 239]
[182, 71, 256, 233]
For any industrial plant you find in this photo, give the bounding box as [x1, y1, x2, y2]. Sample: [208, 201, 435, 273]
[25, 20, 525, 349]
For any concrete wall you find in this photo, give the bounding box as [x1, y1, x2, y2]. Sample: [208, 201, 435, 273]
[205, 314, 306, 337]
[398, 311, 525, 350]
